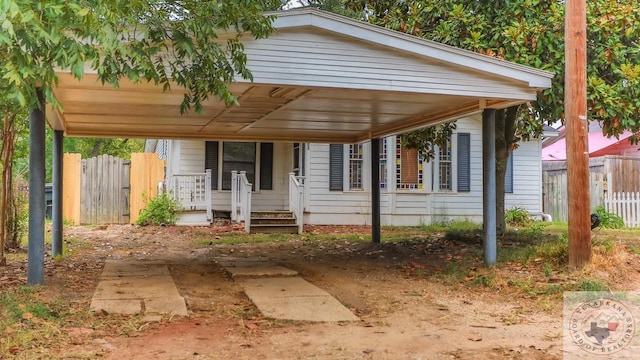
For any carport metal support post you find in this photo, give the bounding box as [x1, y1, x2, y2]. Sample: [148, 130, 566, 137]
[52, 130, 64, 257]
[28, 88, 46, 285]
[482, 109, 497, 266]
[371, 138, 381, 243]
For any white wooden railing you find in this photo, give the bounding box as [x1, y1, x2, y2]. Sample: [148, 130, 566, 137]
[171, 169, 212, 222]
[231, 171, 252, 233]
[289, 173, 304, 234]
[605, 192, 640, 228]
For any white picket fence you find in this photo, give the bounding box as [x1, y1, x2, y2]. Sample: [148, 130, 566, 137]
[605, 192, 640, 228]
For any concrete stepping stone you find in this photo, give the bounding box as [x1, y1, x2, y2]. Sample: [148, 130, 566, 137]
[90, 260, 188, 317]
[216, 257, 358, 321]
[215, 256, 298, 278]
[240, 277, 359, 322]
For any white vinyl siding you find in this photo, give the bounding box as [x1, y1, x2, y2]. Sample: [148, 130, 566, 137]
[164, 115, 543, 226]
[170, 140, 289, 212]
[241, 30, 538, 100]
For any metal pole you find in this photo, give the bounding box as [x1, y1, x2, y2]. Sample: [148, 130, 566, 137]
[371, 138, 381, 243]
[52, 130, 64, 257]
[482, 109, 497, 266]
[28, 88, 46, 285]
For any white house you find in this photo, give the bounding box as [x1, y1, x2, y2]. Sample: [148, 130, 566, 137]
[146, 114, 544, 228]
[48, 7, 551, 238]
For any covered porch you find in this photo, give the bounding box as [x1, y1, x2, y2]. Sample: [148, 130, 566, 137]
[31, 8, 552, 284]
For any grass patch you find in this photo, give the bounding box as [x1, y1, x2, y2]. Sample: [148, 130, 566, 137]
[574, 278, 609, 292]
[0, 285, 144, 358]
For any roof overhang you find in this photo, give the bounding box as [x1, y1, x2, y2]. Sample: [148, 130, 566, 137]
[47, 9, 553, 143]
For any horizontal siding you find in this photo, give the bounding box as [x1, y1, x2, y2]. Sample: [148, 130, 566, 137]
[242, 31, 534, 100]
[505, 140, 542, 213]
[166, 114, 544, 225]
[304, 115, 543, 225]
[173, 140, 289, 211]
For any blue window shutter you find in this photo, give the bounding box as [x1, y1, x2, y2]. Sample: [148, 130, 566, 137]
[505, 152, 514, 193]
[457, 133, 471, 192]
[205, 141, 218, 190]
[329, 144, 343, 191]
[260, 143, 273, 190]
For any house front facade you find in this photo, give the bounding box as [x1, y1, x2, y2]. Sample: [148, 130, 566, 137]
[147, 114, 544, 227]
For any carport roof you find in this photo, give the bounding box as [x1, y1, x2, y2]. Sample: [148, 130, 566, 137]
[47, 8, 553, 143]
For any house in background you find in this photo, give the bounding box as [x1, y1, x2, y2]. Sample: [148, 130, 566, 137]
[542, 121, 640, 224]
[542, 121, 640, 160]
[146, 114, 547, 230]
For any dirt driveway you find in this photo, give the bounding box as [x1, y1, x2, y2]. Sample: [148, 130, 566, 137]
[4, 224, 575, 359]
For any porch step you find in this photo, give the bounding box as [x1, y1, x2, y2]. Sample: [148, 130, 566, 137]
[250, 211, 298, 234]
[176, 210, 211, 226]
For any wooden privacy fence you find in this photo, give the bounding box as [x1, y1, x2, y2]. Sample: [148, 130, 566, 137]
[605, 192, 640, 228]
[543, 156, 640, 223]
[81, 155, 130, 225]
[129, 153, 166, 224]
[63, 153, 165, 225]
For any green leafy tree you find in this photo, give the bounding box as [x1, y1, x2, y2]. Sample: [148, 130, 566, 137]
[0, 0, 280, 263]
[345, 0, 640, 232]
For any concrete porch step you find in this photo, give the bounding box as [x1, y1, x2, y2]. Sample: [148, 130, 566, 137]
[250, 210, 298, 234]
[176, 210, 211, 226]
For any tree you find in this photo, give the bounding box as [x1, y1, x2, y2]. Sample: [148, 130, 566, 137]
[346, 0, 640, 233]
[0, 0, 280, 263]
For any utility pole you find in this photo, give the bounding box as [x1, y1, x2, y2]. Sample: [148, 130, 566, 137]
[565, 0, 591, 268]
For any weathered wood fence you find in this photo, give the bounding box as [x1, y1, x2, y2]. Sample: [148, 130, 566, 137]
[543, 156, 640, 225]
[63, 153, 165, 225]
[81, 155, 130, 225]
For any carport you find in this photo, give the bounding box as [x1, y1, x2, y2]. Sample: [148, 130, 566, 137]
[29, 9, 552, 284]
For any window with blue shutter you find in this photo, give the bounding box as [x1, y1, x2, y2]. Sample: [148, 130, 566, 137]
[457, 133, 471, 192]
[505, 152, 513, 193]
[329, 144, 343, 191]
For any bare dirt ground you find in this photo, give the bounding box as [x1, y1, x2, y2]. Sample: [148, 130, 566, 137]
[4, 224, 637, 359]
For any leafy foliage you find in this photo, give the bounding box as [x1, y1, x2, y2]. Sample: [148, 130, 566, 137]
[593, 205, 625, 229]
[135, 192, 181, 226]
[347, 0, 640, 139]
[1, 0, 280, 113]
[505, 207, 533, 228]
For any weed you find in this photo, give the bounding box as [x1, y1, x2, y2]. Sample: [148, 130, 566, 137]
[593, 206, 625, 229]
[473, 273, 496, 287]
[575, 278, 609, 292]
[543, 263, 553, 277]
[136, 192, 181, 226]
[438, 260, 471, 284]
[505, 207, 533, 228]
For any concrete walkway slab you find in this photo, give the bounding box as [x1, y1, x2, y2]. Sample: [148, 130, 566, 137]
[215, 257, 298, 278]
[241, 277, 359, 322]
[90, 260, 188, 317]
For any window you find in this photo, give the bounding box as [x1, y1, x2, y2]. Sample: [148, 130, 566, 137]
[438, 137, 452, 191]
[348, 144, 364, 190]
[396, 137, 424, 190]
[379, 138, 387, 189]
[205, 141, 273, 191]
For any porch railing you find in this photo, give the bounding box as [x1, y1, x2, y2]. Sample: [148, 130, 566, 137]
[289, 172, 304, 234]
[231, 171, 252, 233]
[170, 169, 212, 222]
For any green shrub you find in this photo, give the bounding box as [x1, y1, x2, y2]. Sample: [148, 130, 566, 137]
[136, 192, 181, 226]
[505, 207, 533, 227]
[593, 206, 624, 229]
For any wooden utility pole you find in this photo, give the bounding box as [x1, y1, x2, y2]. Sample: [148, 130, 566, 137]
[565, 0, 591, 268]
